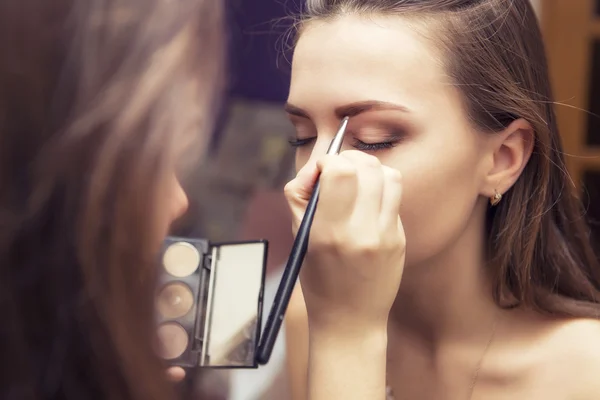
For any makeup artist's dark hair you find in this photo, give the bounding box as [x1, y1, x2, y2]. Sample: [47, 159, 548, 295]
[299, 0, 600, 317]
[0, 0, 223, 399]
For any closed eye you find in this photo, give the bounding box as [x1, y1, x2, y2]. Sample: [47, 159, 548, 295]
[288, 137, 316, 147]
[352, 139, 398, 151]
[288, 136, 400, 152]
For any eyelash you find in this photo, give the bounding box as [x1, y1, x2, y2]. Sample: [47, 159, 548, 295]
[287, 137, 400, 152]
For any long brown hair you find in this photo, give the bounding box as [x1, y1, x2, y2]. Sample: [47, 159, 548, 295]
[0, 0, 224, 399]
[299, 0, 600, 317]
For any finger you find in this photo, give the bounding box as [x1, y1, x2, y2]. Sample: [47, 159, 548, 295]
[166, 367, 186, 382]
[380, 166, 403, 231]
[339, 150, 384, 221]
[316, 154, 358, 223]
[284, 159, 319, 205]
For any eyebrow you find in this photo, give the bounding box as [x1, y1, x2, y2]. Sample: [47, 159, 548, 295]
[284, 100, 410, 120]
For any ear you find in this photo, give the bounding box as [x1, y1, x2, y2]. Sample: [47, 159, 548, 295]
[481, 118, 534, 199]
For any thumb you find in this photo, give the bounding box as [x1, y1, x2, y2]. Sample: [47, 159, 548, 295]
[284, 159, 319, 203]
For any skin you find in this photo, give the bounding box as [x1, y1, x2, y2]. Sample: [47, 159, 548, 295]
[284, 14, 600, 400]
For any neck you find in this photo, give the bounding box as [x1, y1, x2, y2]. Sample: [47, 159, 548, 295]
[389, 209, 499, 349]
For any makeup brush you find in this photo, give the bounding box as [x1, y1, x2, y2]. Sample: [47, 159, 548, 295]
[256, 116, 350, 365]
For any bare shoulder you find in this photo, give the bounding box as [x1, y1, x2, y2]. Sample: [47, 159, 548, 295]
[545, 318, 600, 398]
[285, 283, 308, 325]
[550, 317, 600, 359]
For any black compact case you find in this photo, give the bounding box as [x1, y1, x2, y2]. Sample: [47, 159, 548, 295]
[155, 236, 268, 369]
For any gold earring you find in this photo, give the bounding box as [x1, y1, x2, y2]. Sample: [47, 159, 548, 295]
[490, 190, 502, 206]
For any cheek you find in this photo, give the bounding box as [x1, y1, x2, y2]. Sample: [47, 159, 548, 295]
[386, 141, 483, 265]
[295, 151, 307, 174]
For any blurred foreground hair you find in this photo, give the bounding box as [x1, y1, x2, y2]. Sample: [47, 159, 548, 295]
[0, 0, 224, 399]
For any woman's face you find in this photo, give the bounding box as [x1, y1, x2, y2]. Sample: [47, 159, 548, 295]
[288, 15, 492, 266]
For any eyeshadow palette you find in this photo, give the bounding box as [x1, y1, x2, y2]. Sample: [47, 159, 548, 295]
[155, 236, 268, 368]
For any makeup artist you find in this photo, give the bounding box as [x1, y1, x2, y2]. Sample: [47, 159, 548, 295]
[0, 0, 223, 399]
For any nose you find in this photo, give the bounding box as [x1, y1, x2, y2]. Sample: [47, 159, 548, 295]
[301, 133, 334, 165]
[171, 176, 189, 221]
[305, 131, 352, 166]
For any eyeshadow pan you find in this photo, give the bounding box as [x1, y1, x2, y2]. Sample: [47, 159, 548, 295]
[163, 242, 200, 277]
[156, 236, 268, 368]
[156, 322, 189, 360]
[157, 282, 194, 319]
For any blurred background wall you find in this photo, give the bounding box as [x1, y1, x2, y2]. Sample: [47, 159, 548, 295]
[542, 0, 600, 257]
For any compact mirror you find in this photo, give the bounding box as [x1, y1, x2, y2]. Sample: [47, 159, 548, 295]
[155, 237, 268, 368]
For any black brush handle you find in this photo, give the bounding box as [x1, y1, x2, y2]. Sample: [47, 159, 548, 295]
[255, 180, 321, 365]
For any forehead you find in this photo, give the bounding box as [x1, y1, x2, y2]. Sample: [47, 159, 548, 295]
[289, 15, 453, 116]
